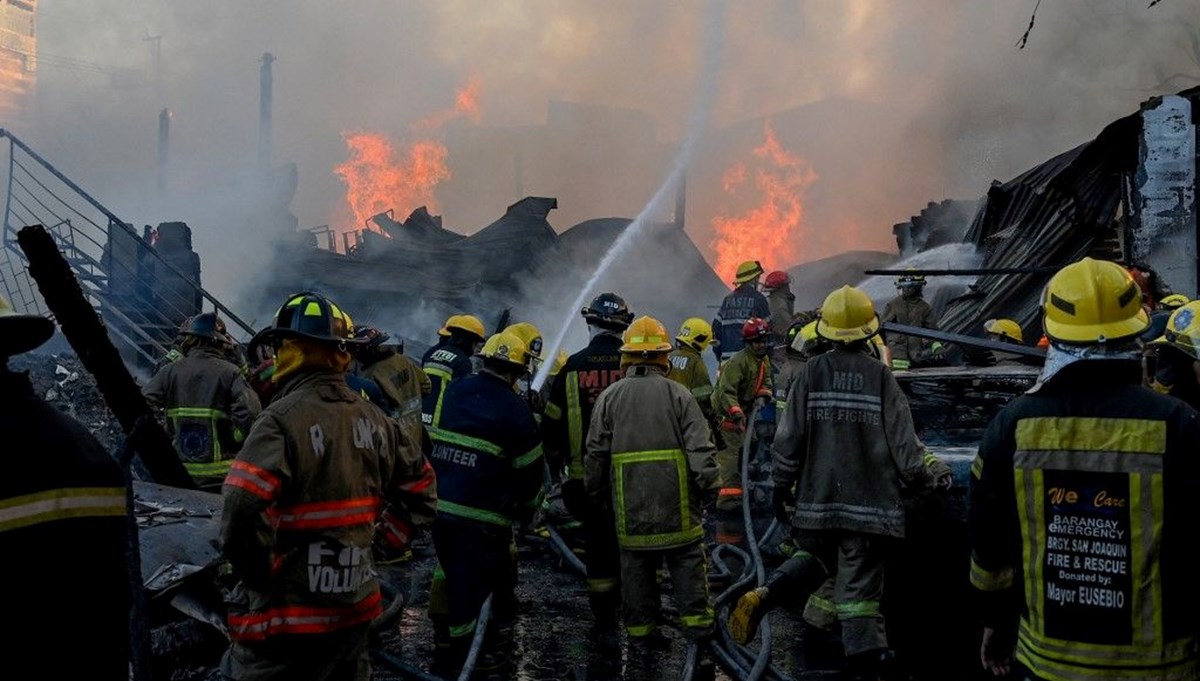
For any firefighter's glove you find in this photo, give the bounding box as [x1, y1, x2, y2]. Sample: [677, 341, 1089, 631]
[924, 451, 954, 490]
[721, 406, 747, 434]
[772, 484, 795, 525]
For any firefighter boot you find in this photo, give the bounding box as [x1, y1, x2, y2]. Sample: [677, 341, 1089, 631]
[844, 648, 887, 681]
[589, 589, 620, 629]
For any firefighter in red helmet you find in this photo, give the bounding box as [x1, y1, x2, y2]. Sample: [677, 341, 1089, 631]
[710, 317, 773, 514]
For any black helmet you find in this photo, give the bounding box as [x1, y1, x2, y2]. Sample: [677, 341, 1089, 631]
[183, 312, 228, 341]
[254, 291, 361, 348]
[581, 292, 634, 331]
[354, 326, 390, 349]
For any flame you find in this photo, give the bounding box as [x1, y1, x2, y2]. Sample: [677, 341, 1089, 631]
[709, 121, 818, 283]
[333, 77, 481, 238]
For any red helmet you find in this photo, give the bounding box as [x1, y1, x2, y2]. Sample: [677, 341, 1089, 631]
[742, 317, 771, 342]
[764, 271, 790, 289]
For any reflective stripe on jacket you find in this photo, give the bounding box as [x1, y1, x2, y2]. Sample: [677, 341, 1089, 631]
[420, 342, 473, 427]
[585, 365, 719, 550]
[543, 334, 623, 480]
[221, 370, 436, 641]
[968, 360, 1200, 681]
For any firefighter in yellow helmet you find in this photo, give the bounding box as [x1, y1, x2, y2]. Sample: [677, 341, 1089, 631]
[969, 258, 1200, 681]
[731, 286, 943, 679]
[503, 321, 547, 413]
[667, 317, 716, 418]
[1149, 300, 1200, 410]
[712, 260, 771, 363]
[584, 316, 719, 678]
[421, 314, 486, 428]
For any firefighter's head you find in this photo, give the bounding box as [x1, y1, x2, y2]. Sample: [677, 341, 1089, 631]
[254, 291, 362, 384]
[896, 270, 926, 299]
[675, 317, 713, 353]
[1041, 258, 1149, 347]
[816, 286, 880, 346]
[742, 318, 771, 357]
[1155, 301, 1200, 384]
[503, 322, 544, 375]
[734, 260, 764, 288]
[983, 318, 1023, 345]
[581, 293, 634, 333]
[477, 331, 530, 386]
[0, 292, 54, 363]
[438, 314, 487, 353]
[620, 316, 672, 370]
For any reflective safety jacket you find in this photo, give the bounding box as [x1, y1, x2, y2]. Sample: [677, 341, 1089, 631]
[881, 296, 936, 365]
[711, 347, 773, 426]
[362, 351, 431, 446]
[667, 344, 714, 419]
[1, 370, 131, 679]
[584, 365, 719, 550]
[143, 345, 261, 482]
[421, 340, 474, 427]
[767, 286, 795, 344]
[221, 370, 436, 642]
[712, 283, 770, 360]
[428, 371, 543, 527]
[773, 346, 934, 538]
[968, 361, 1200, 681]
[543, 334, 623, 480]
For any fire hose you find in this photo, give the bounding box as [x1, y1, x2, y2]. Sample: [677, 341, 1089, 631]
[371, 592, 494, 681]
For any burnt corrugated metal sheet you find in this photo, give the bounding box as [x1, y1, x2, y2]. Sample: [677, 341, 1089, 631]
[939, 111, 1142, 339]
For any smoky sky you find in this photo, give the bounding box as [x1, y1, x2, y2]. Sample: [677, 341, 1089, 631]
[20, 0, 1200, 307]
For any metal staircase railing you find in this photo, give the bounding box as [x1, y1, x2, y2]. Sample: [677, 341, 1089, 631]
[0, 129, 256, 368]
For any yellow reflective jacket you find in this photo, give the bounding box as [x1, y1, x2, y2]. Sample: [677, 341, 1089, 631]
[667, 344, 714, 418]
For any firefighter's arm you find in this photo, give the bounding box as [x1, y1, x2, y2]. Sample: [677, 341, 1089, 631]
[221, 413, 291, 591]
[679, 390, 719, 492]
[712, 357, 746, 431]
[541, 369, 568, 474]
[509, 412, 545, 523]
[967, 409, 1021, 632]
[229, 372, 262, 443]
[142, 365, 169, 411]
[418, 364, 432, 395]
[583, 393, 614, 509]
[880, 369, 936, 494]
[381, 419, 437, 536]
[771, 367, 807, 490]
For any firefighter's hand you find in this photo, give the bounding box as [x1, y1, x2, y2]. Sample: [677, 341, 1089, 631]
[721, 406, 747, 433]
[753, 394, 771, 409]
[980, 626, 1014, 677]
[771, 484, 794, 525]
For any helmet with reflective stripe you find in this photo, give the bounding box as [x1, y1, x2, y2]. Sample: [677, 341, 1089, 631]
[183, 312, 228, 341]
[438, 314, 486, 342]
[741, 317, 771, 342]
[1160, 301, 1200, 361]
[477, 330, 529, 370]
[258, 291, 360, 347]
[1159, 294, 1190, 311]
[763, 270, 790, 289]
[622, 316, 672, 353]
[1041, 258, 1149, 344]
[581, 292, 634, 331]
[0, 292, 54, 357]
[816, 286, 879, 343]
[675, 317, 713, 352]
[503, 322, 543, 372]
[734, 260, 764, 285]
[983, 318, 1023, 344]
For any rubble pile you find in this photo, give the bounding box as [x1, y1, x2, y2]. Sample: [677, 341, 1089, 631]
[10, 351, 124, 452]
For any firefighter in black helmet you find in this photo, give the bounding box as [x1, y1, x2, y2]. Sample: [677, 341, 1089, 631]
[543, 291, 633, 627]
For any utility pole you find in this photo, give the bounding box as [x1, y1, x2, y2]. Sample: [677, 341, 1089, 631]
[258, 52, 275, 172]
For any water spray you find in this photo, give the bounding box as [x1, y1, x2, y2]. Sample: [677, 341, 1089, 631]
[531, 0, 726, 391]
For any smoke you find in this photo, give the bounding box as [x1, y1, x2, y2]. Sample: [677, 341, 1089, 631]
[19, 1, 1200, 324]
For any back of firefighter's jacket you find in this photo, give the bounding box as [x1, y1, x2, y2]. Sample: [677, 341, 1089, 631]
[667, 344, 714, 417]
[221, 370, 436, 642]
[968, 361, 1200, 681]
[543, 334, 623, 480]
[429, 371, 544, 528]
[773, 347, 932, 538]
[421, 341, 473, 427]
[584, 366, 719, 551]
[365, 352, 430, 443]
[143, 345, 261, 480]
[712, 284, 770, 360]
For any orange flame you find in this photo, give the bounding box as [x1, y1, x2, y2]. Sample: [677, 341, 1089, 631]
[333, 77, 481, 237]
[710, 121, 817, 283]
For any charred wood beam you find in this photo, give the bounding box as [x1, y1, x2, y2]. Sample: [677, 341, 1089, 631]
[17, 224, 196, 489]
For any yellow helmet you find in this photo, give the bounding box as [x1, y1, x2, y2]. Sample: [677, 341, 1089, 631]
[621, 315, 673, 354]
[675, 317, 713, 352]
[1041, 258, 1149, 344]
[733, 260, 764, 285]
[983, 318, 1024, 343]
[1161, 301, 1200, 361]
[549, 350, 569, 376]
[816, 286, 879, 343]
[0, 292, 54, 357]
[789, 320, 822, 354]
[477, 331, 529, 370]
[1160, 294, 1190, 311]
[438, 314, 486, 341]
[503, 322, 544, 369]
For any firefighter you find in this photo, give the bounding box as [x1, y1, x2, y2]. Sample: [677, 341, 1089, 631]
[1149, 300, 1200, 410]
[1141, 294, 1190, 386]
[667, 317, 716, 419]
[763, 270, 796, 348]
[543, 291, 633, 625]
[1, 294, 132, 680]
[428, 330, 543, 678]
[585, 315, 720, 678]
[219, 291, 436, 681]
[880, 271, 941, 369]
[773, 320, 821, 412]
[730, 286, 941, 681]
[353, 326, 430, 444]
[144, 312, 262, 491]
[710, 317, 773, 513]
[712, 260, 771, 363]
[503, 321, 547, 413]
[421, 313, 486, 427]
[968, 258, 1200, 681]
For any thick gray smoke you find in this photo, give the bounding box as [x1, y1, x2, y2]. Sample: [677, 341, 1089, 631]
[18, 1, 1200, 320]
